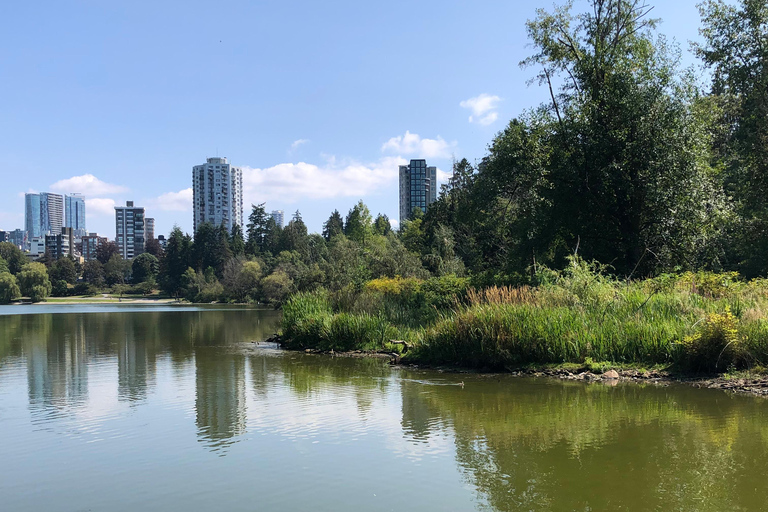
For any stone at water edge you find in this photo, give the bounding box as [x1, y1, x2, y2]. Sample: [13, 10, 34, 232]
[603, 370, 620, 380]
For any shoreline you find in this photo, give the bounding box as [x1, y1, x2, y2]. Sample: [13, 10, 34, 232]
[260, 336, 768, 398]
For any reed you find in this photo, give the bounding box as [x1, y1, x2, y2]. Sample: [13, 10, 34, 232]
[280, 261, 768, 373]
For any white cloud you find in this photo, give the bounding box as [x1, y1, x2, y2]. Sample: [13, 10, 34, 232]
[290, 139, 309, 151]
[146, 188, 193, 212]
[389, 218, 400, 231]
[50, 174, 129, 196]
[460, 93, 502, 125]
[86, 198, 117, 216]
[381, 131, 455, 159]
[242, 156, 406, 204]
[437, 168, 452, 184]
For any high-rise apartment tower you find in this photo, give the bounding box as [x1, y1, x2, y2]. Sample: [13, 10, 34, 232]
[271, 210, 284, 229]
[145, 218, 155, 241]
[64, 194, 87, 239]
[192, 157, 243, 234]
[114, 201, 146, 260]
[399, 159, 437, 222]
[25, 192, 64, 241]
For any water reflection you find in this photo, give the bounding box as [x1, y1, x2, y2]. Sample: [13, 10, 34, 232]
[195, 350, 247, 450]
[1, 307, 768, 512]
[399, 375, 768, 512]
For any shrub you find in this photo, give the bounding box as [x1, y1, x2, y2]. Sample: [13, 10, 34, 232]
[51, 279, 70, 297]
[679, 306, 741, 371]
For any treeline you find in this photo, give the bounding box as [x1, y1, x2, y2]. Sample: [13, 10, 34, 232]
[155, 203, 431, 304]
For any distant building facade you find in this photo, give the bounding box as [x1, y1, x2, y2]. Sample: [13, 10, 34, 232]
[399, 159, 438, 222]
[64, 194, 87, 239]
[157, 235, 167, 250]
[271, 210, 284, 229]
[8, 229, 25, 249]
[81, 233, 108, 261]
[25, 192, 64, 242]
[145, 218, 155, 241]
[29, 238, 46, 258]
[45, 227, 74, 260]
[115, 201, 145, 260]
[192, 157, 243, 234]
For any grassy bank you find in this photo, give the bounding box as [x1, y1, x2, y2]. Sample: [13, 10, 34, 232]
[281, 259, 768, 374]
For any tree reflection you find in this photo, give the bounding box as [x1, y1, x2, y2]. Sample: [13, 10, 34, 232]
[399, 376, 768, 512]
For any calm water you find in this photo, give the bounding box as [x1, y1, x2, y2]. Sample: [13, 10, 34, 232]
[1, 305, 768, 511]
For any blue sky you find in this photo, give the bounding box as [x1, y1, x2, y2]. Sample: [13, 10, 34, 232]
[0, 0, 706, 238]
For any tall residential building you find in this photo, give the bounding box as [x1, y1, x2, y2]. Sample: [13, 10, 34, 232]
[45, 227, 74, 260]
[64, 194, 87, 239]
[115, 201, 146, 260]
[192, 157, 243, 234]
[80, 233, 108, 261]
[145, 218, 155, 241]
[271, 210, 284, 229]
[25, 192, 64, 241]
[399, 159, 438, 222]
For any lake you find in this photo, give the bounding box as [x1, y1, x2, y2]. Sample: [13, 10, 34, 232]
[1, 305, 767, 511]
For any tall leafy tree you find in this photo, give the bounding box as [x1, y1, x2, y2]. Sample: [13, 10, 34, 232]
[246, 203, 270, 255]
[230, 224, 245, 256]
[95, 242, 120, 265]
[373, 214, 392, 236]
[132, 253, 160, 283]
[322, 210, 344, 241]
[696, 0, 768, 275]
[0, 242, 26, 275]
[159, 226, 192, 297]
[18, 262, 52, 302]
[0, 272, 20, 304]
[279, 216, 309, 257]
[344, 200, 373, 244]
[484, 0, 724, 275]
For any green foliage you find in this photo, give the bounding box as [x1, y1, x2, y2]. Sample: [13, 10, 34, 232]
[695, 0, 768, 276]
[0, 243, 25, 275]
[322, 210, 344, 241]
[0, 272, 21, 304]
[159, 226, 192, 297]
[18, 262, 52, 302]
[373, 214, 391, 236]
[262, 270, 294, 305]
[82, 260, 105, 287]
[131, 253, 159, 283]
[246, 203, 271, 254]
[222, 258, 262, 302]
[48, 257, 78, 285]
[52, 279, 70, 297]
[230, 224, 245, 256]
[104, 254, 130, 286]
[344, 200, 373, 244]
[679, 306, 740, 372]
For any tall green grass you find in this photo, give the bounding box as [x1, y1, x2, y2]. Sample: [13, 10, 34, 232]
[280, 261, 768, 373]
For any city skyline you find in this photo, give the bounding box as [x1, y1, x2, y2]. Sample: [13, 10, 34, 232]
[0, 1, 706, 238]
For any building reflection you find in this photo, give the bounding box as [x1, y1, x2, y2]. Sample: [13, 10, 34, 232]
[117, 327, 156, 403]
[195, 350, 247, 451]
[26, 315, 89, 417]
